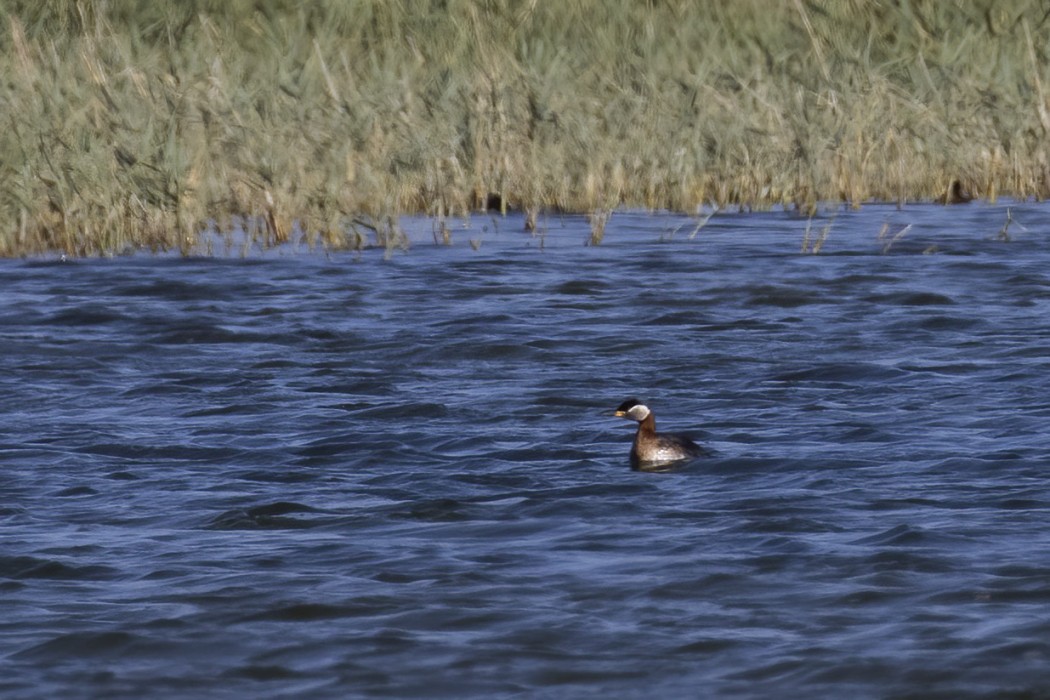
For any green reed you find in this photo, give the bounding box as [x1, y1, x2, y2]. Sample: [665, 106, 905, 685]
[2, 0, 1049, 256]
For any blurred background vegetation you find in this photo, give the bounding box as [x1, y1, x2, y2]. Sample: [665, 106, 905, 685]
[2, 0, 1049, 255]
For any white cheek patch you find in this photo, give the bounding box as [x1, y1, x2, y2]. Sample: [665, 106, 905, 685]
[628, 405, 651, 421]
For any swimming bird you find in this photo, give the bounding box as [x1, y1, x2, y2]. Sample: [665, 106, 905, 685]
[613, 398, 704, 469]
[939, 179, 974, 204]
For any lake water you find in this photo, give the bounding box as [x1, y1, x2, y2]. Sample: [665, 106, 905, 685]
[3, 203, 1050, 698]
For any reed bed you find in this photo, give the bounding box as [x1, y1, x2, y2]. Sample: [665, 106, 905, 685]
[2, 0, 1050, 256]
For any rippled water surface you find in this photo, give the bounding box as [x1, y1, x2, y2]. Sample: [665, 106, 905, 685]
[4, 204, 1050, 698]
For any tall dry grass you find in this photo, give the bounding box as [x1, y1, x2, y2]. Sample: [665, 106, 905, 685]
[2, 0, 1050, 256]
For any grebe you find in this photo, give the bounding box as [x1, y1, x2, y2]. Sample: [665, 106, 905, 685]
[940, 179, 974, 204]
[614, 398, 704, 469]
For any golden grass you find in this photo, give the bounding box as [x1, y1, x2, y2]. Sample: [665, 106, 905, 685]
[2, 1, 1050, 256]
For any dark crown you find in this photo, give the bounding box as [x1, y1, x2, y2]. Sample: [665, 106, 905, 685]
[616, 397, 643, 412]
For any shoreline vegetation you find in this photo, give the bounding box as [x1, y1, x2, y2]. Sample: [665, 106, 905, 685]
[3, 1, 1050, 257]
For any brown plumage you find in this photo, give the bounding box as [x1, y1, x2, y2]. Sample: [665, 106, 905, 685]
[614, 398, 704, 469]
[939, 180, 974, 205]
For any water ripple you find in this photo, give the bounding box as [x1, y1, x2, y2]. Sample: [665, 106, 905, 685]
[3, 204, 1050, 697]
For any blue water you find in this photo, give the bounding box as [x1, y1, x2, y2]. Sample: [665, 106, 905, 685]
[3, 204, 1050, 698]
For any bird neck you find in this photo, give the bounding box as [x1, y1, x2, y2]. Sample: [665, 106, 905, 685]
[637, 413, 656, 436]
